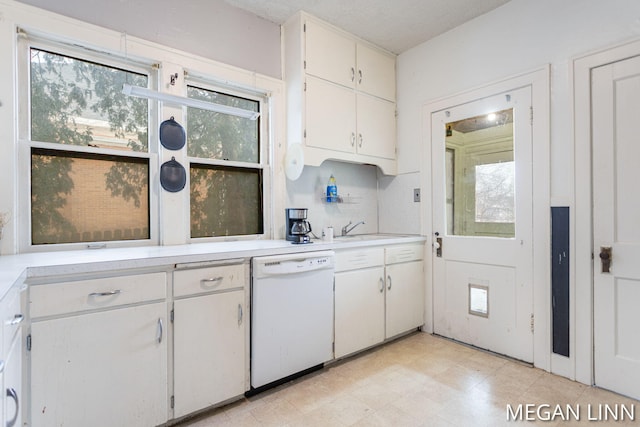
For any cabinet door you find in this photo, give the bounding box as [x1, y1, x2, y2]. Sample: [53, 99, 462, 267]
[173, 290, 245, 418]
[357, 93, 396, 159]
[306, 76, 356, 153]
[4, 335, 21, 427]
[30, 303, 168, 427]
[385, 261, 424, 338]
[335, 267, 385, 358]
[305, 19, 355, 88]
[356, 43, 396, 101]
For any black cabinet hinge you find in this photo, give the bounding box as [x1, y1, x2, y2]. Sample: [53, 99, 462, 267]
[171, 395, 175, 409]
[26, 334, 32, 351]
[170, 309, 174, 323]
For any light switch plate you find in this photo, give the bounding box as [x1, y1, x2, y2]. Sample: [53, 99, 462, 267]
[413, 188, 421, 202]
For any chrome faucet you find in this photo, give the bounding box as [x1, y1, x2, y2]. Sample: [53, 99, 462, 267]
[341, 220, 365, 236]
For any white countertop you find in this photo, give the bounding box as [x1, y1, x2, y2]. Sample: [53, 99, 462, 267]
[0, 234, 426, 298]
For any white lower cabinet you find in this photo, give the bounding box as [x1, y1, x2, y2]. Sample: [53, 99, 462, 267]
[334, 266, 385, 358]
[385, 260, 424, 339]
[1, 283, 24, 427]
[335, 243, 425, 358]
[172, 262, 248, 419]
[28, 272, 168, 427]
[385, 244, 425, 339]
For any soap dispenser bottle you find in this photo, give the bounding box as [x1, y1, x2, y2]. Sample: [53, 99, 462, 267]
[326, 175, 338, 202]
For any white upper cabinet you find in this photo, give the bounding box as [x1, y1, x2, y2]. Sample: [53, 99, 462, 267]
[355, 43, 396, 101]
[304, 19, 396, 101]
[305, 20, 356, 89]
[285, 12, 397, 174]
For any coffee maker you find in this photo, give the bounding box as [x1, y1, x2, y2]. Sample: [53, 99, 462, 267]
[285, 208, 312, 244]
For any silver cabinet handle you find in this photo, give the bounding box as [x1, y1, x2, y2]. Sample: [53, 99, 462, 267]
[351, 132, 356, 147]
[201, 277, 223, 285]
[379, 277, 384, 293]
[89, 290, 122, 297]
[238, 303, 243, 326]
[6, 387, 19, 427]
[358, 133, 363, 148]
[157, 318, 163, 344]
[387, 275, 392, 291]
[358, 69, 363, 84]
[8, 314, 24, 326]
[350, 67, 355, 82]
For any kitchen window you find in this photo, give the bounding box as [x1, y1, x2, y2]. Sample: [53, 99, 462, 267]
[186, 84, 265, 239]
[18, 33, 275, 251]
[22, 41, 155, 248]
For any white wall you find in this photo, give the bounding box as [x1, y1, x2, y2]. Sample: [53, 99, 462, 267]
[15, 0, 282, 79]
[285, 161, 379, 239]
[395, 0, 640, 381]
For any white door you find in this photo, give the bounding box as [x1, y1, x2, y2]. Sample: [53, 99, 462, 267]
[592, 55, 640, 400]
[356, 93, 396, 159]
[173, 290, 245, 418]
[30, 303, 168, 427]
[334, 267, 385, 358]
[432, 87, 534, 362]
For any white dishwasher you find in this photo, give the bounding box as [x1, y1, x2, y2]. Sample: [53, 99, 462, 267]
[251, 250, 335, 390]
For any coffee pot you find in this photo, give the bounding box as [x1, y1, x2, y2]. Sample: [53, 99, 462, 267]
[285, 208, 313, 244]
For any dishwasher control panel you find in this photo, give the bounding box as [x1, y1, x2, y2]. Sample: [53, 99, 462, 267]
[252, 251, 335, 278]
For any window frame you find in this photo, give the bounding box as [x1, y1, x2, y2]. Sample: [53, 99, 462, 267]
[17, 35, 160, 252]
[183, 77, 271, 242]
[16, 32, 276, 252]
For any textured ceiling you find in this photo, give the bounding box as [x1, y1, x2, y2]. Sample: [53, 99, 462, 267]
[223, 0, 511, 54]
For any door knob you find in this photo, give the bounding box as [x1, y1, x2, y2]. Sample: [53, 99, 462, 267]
[435, 232, 443, 258]
[599, 246, 612, 273]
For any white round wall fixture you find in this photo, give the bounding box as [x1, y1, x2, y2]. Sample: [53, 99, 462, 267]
[284, 143, 304, 181]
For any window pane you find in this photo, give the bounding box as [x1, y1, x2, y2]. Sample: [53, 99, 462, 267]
[190, 165, 263, 238]
[475, 161, 515, 223]
[31, 148, 149, 245]
[445, 108, 515, 238]
[30, 48, 148, 151]
[186, 86, 259, 162]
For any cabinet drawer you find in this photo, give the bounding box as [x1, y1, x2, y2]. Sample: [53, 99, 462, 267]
[2, 284, 25, 354]
[174, 263, 245, 297]
[385, 244, 424, 264]
[30, 272, 167, 318]
[335, 247, 384, 272]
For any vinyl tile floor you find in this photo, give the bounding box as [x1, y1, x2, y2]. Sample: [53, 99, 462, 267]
[178, 333, 640, 426]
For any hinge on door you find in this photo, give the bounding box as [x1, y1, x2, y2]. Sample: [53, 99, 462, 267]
[304, 60, 307, 70]
[171, 395, 175, 409]
[530, 106, 534, 125]
[26, 334, 31, 351]
[170, 308, 174, 323]
[530, 313, 534, 333]
[303, 23, 306, 32]
[333, 277, 335, 291]
[304, 129, 307, 139]
[304, 81, 307, 92]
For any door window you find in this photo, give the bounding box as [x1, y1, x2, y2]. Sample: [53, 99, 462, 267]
[445, 108, 515, 238]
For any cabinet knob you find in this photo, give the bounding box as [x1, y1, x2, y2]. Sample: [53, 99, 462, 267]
[350, 67, 355, 82]
[358, 69, 363, 84]
[387, 275, 392, 291]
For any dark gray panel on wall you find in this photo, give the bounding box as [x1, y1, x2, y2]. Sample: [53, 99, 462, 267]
[551, 207, 570, 357]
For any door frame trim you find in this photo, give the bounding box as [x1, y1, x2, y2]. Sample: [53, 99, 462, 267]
[573, 38, 640, 387]
[421, 67, 551, 371]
